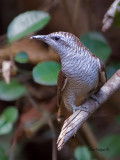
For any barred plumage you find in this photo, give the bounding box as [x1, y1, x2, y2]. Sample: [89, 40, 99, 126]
[31, 32, 106, 120]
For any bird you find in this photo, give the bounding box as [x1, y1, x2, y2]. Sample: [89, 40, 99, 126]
[30, 32, 106, 121]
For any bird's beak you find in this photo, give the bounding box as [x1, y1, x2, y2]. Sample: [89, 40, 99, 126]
[30, 35, 46, 41]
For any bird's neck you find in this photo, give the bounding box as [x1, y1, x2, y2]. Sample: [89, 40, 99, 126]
[60, 46, 91, 77]
[59, 45, 78, 61]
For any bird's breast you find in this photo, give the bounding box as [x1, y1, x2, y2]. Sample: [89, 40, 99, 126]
[62, 53, 99, 92]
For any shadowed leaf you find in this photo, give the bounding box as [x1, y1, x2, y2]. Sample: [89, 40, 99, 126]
[32, 61, 61, 85]
[99, 135, 120, 158]
[15, 51, 29, 63]
[80, 31, 111, 62]
[7, 11, 51, 42]
[0, 80, 26, 101]
[74, 146, 92, 160]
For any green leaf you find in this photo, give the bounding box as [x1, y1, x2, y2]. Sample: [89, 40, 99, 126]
[80, 32, 111, 62]
[0, 115, 13, 135]
[98, 135, 120, 158]
[115, 115, 120, 124]
[74, 146, 92, 160]
[15, 51, 29, 63]
[0, 116, 6, 127]
[7, 10, 51, 42]
[114, 2, 120, 26]
[0, 122, 12, 135]
[32, 61, 61, 86]
[107, 62, 120, 79]
[0, 80, 26, 101]
[114, 10, 120, 26]
[0, 107, 18, 135]
[0, 145, 8, 160]
[3, 107, 18, 123]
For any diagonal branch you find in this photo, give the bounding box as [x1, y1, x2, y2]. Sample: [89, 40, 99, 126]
[102, 0, 120, 32]
[57, 69, 120, 150]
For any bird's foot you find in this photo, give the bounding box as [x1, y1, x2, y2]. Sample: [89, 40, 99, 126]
[90, 94, 101, 105]
[72, 105, 89, 113]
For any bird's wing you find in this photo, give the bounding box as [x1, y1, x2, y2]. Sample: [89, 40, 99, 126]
[85, 48, 106, 89]
[57, 70, 67, 107]
[96, 58, 107, 92]
[57, 70, 68, 122]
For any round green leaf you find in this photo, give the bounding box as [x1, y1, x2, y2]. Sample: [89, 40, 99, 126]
[74, 146, 92, 160]
[7, 11, 51, 42]
[99, 135, 120, 158]
[3, 107, 18, 123]
[0, 115, 13, 135]
[0, 116, 6, 127]
[107, 62, 120, 79]
[32, 61, 61, 85]
[0, 122, 12, 135]
[15, 51, 29, 63]
[0, 107, 18, 135]
[0, 80, 26, 101]
[80, 32, 111, 62]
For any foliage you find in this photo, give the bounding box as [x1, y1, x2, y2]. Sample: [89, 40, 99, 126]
[32, 61, 61, 85]
[0, 145, 8, 160]
[98, 135, 120, 159]
[115, 115, 120, 124]
[114, 2, 120, 26]
[7, 11, 51, 42]
[0, 106, 18, 135]
[15, 51, 29, 63]
[0, 80, 26, 101]
[107, 62, 120, 79]
[80, 31, 111, 62]
[74, 146, 92, 160]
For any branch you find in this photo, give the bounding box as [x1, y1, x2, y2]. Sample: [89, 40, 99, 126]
[48, 120, 57, 160]
[57, 69, 120, 150]
[102, 0, 120, 32]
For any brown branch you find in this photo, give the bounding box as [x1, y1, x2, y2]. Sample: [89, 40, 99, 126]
[102, 0, 120, 32]
[48, 120, 57, 160]
[57, 69, 120, 150]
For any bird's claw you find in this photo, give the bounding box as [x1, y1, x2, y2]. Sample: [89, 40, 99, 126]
[72, 105, 89, 113]
[90, 94, 101, 105]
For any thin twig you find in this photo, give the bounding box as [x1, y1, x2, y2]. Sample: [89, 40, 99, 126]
[26, 92, 45, 113]
[48, 120, 57, 160]
[9, 139, 16, 160]
[9, 125, 22, 160]
[28, 93, 57, 160]
[57, 69, 120, 150]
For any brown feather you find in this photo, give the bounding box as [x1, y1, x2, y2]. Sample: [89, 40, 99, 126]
[57, 70, 67, 107]
[57, 70, 68, 122]
[95, 58, 107, 93]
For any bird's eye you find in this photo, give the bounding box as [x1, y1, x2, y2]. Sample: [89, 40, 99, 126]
[54, 36, 60, 41]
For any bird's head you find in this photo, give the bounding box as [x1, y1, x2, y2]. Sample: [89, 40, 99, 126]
[30, 31, 81, 58]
